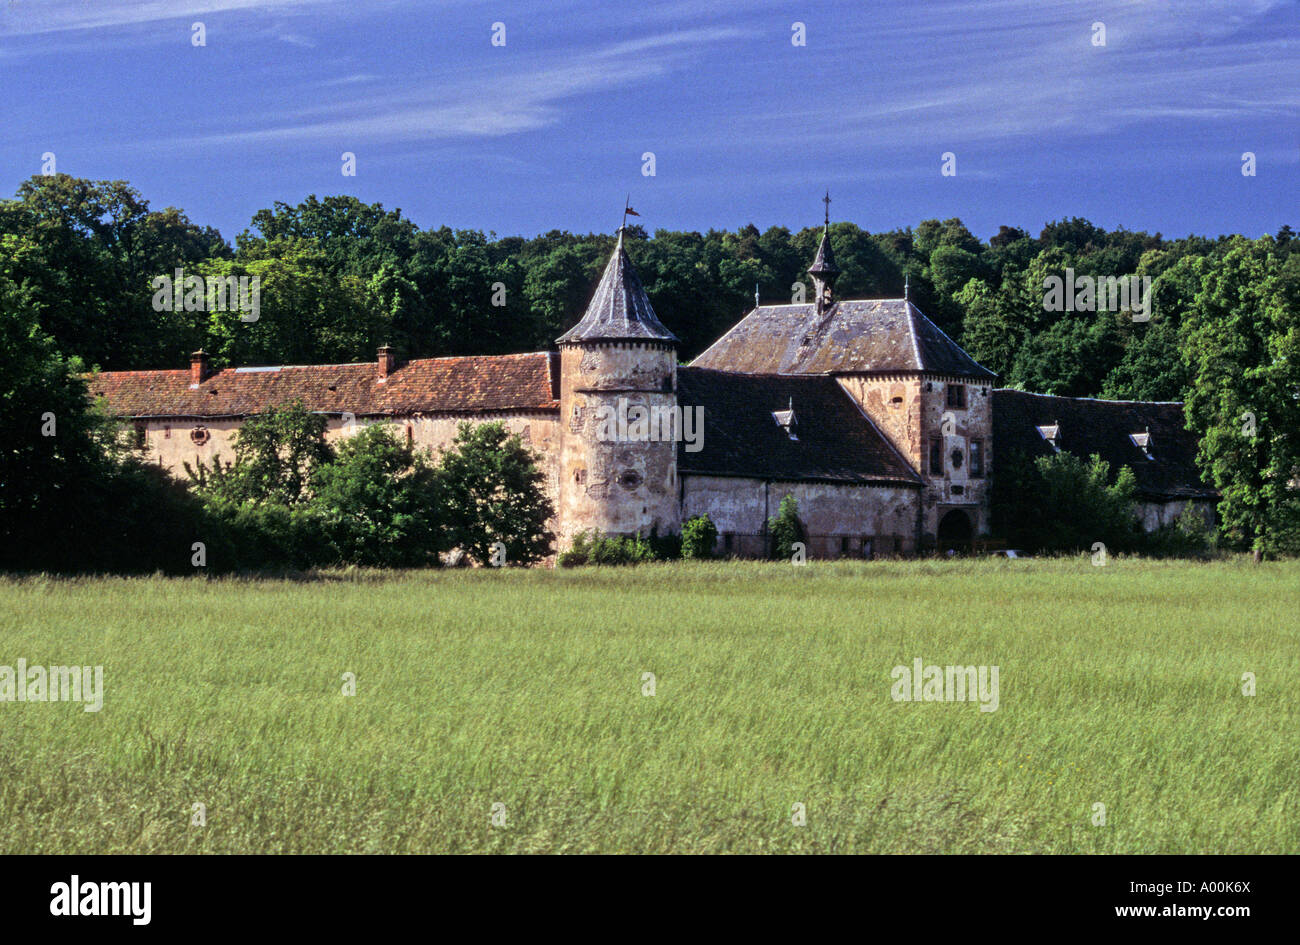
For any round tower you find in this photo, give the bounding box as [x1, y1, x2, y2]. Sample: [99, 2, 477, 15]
[556, 227, 680, 546]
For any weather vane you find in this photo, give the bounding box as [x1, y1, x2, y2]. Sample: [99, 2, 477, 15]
[621, 195, 640, 232]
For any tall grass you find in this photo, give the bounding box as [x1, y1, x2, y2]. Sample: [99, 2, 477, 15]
[0, 558, 1295, 853]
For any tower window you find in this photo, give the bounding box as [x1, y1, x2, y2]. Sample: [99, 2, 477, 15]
[929, 438, 944, 476]
[971, 439, 984, 478]
[946, 384, 966, 409]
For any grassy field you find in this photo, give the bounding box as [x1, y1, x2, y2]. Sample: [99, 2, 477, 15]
[0, 557, 1296, 854]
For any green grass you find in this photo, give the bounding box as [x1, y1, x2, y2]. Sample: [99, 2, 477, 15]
[0, 557, 1296, 854]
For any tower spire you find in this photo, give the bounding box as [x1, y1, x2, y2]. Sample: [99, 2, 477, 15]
[808, 193, 839, 315]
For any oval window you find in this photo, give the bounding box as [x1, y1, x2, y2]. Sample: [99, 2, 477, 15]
[191, 427, 211, 445]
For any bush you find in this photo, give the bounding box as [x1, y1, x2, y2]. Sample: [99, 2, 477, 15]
[1140, 502, 1216, 558]
[558, 530, 660, 567]
[681, 515, 718, 559]
[992, 450, 1141, 554]
[768, 495, 804, 560]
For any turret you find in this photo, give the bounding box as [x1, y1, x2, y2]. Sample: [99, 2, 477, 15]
[808, 191, 840, 315]
[556, 227, 680, 545]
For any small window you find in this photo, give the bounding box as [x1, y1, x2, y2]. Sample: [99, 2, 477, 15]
[970, 439, 984, 478]
[163, 425, 172, 440]
[950, 448, 964, 470]
[133, 423, 147, 449]
[946, 384, 966, 409]
[405, 424, 414, 446]
[929, 438, 944, 475]
[840, 536, 850, 556]
[890, 396, 903, 408]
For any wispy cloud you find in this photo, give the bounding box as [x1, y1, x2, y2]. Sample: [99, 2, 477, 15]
[0, 0, 334, 36]
[176, 27, 744, 147]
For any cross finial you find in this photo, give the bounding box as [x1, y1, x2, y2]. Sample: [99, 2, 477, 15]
[822, 190, 831, 226]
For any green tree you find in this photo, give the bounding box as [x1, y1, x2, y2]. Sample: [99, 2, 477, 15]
[436, 421, 553, 565]
[187, 401, 333, 506]
[308, 424, 444, 566]
[1181, 237, 1300, 556]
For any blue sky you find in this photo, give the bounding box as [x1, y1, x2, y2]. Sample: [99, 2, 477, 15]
[2, 0, 1296, 243]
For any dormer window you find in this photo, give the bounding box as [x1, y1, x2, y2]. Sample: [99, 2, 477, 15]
[1036, 423, 1060, 452]
[1130, 429, 1154, 460]
[772, 398, 798, 441]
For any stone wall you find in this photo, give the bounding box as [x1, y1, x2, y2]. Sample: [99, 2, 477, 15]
[836, 373, 994, 540]
[681, 475, 920, 557]
[1136, 498, 1215, 533]
[128, 411, 563, 514]
[557, 342, 679, 544]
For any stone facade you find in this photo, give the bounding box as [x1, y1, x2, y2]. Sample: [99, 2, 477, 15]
[557, 342, 679, 544]
[90, 215, 1217, 561]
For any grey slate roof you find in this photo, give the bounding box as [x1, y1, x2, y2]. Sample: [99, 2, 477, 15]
[676, 367, 922, 485]
[556, 230, 678, 345]
[992, 389, 1217, 502]
[690, 298, 996, 379]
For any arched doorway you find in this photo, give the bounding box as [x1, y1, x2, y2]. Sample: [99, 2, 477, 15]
[937, 509, 973, 554]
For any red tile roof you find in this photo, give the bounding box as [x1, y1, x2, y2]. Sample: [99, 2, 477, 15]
[87, 352, 560, 419]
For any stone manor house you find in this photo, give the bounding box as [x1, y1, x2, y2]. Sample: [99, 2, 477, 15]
[90, 214, 1217, 557]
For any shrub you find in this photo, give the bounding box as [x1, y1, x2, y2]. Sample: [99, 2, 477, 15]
[680, 515, 718, 559]
[558, 530, 659, 567]
[1141, 502, 1216, 558]
[768, 494, 804, 560]
[992, 450, 1141, 554]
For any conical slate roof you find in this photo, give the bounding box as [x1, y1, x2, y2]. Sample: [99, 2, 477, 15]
[807, 226, 839, 275]
[556, 229, 678, 345]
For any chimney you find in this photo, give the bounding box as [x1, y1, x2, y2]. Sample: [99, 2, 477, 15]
[377, 345, 396, 381]
[190, 350, 211, 387]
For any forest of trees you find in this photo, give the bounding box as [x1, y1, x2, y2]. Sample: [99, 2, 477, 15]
[2, 173, 1298, 563]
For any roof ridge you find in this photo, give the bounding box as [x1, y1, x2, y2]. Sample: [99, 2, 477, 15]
[995, 389, 1186, 406]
